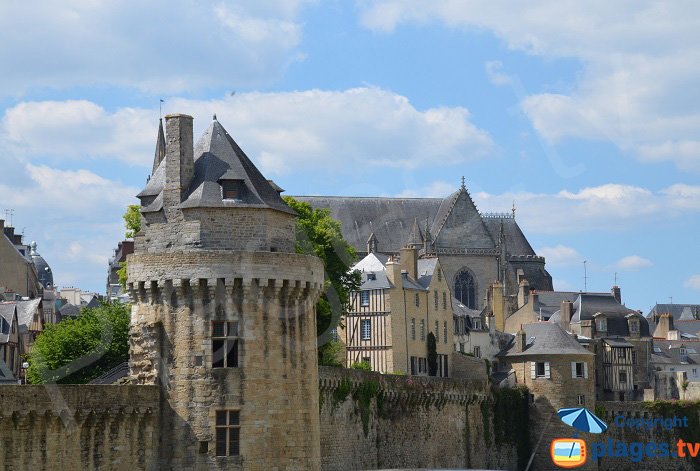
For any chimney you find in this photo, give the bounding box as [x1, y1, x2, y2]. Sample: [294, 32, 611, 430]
[612, 285, 621, 304]
[517, 278, 530, 308]
[400, 246, 418, 280]
[385, 257, 402, 285]
[515, 327, 527, 353]
[653, 313, 674, 338]
[163, 113, 194, 210]
[560, 300, 573, 332]
[490, 281, 505, 332]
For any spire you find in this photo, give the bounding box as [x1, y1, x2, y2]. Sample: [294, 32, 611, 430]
[407, 218, 423, 247]
[460, 176, 466, 190]
[152, 118, 166, 174]
[511, 200, 516, 219]
[423, 216, 432, 255]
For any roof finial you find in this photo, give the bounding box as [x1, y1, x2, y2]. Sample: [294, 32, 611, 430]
[511, 200, 516, 219]
[159, 99, 164, 119]
[460, 176, 465, 190]
[213, 113, 217, 121]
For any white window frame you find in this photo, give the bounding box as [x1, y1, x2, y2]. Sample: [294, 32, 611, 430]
[360, 319, 371, 341]
[577, 395, 585, 406]
[473, 346, 481, 358]
[360, 290, 370, 307]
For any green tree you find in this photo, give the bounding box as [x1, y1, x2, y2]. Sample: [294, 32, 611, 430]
[283, 196, 361, 365]
[26, 302, 130, 384]
[427, 332, 437, 376]
[118, 204, 141, 288]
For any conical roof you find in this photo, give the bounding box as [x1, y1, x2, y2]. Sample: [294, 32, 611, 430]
[30, 241, 53, 289]
[178, 118, 295, 215]
[152, 118, 166, 174]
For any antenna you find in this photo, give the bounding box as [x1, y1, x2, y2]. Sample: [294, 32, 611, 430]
[583, 260, 588, 292]
[669, 296, 673, 305]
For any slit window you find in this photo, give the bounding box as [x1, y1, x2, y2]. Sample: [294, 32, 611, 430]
[212, 321, 239, 368]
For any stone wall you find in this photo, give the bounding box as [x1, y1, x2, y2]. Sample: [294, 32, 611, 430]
[318, 367, 527, 471]
[0, 385, 160, 470]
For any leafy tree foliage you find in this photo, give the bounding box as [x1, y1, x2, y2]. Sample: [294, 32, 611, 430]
[282, 197, 361, 365]
[118, 204, 141, 288]
[26, 302, 130, 384]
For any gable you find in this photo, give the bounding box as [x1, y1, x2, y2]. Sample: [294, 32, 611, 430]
[433, 190, 495, 249]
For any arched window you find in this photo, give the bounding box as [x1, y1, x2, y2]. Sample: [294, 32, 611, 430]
[454, 269, 477, 309]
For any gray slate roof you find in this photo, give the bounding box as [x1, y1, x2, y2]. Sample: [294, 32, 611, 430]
[0, 304, 16, 344]
[0, 359, 16, 383]
[648, 304, 700, 322]
[500, 322, 593, 357]
[653, 340, 700, 365]
[674, 320, 700, 338]
[359, 271, 393, 291]
[534, 291, 579, 321]
[16, 299, 41, 333]
[550, 293, 650, 337]
[293, 193, 536, 256]
[140, 118, 294, 216]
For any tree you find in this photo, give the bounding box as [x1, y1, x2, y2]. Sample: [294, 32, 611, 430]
[282, 196, 361, 365]
[118, 204, 141, 288]
[26, 302, 130, 384]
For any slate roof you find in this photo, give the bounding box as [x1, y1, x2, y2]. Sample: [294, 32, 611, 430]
[653, 340, 700, 365]
[140, 117, 294, 216]
[499, 322, 593, 357]
[534, 291, 579, 321]
[0, 359, 16, 383]
[416, 258, 438, 289]
[0, 304, 16, 344]
[648, 304, 700, 322]
[358, 271, 393, 291]
[353, 253, 388, 273]
[550, 292, 650, 337]
[59, 303, 80, 318]
[16, 299, 41, 333]
[293, 193, 537, 257]
[674, 320, 700, 338]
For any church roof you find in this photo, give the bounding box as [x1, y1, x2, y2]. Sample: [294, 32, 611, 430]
[294, 193, 536, 256]
[178, 118, 295, 215]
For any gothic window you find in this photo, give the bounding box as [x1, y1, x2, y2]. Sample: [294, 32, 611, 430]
[454, 269, 477, 309]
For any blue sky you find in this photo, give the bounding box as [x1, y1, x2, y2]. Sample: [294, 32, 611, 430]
[1, 1, 699, 313]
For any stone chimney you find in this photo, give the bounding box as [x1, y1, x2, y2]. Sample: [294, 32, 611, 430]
[653, 313, 674, 338]
[163, 113, 194, 210]
[400, 246, 418, 280]
[612, 285, 622, 304]
[515, 327, 527, 353]
[385, 256, 403, 285]
[490, 281, 505, 332]
[560, 300, 573, 332]
[517, 278, 530, 308]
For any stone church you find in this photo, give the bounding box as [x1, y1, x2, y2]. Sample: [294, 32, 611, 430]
[296, 186, 552, 313]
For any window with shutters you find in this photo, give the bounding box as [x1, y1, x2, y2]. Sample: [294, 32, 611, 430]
[212, 321, 238, 368]
[572, 362, 587, 378]
[215, 410, 240, 456]
[532, 361, 550, 379]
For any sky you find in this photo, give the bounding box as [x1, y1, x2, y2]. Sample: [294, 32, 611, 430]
[1, 1, 699, 314]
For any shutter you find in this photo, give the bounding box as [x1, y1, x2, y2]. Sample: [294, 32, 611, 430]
[544, 362, 551, 379]
[584, 362, 589, 379]
[571, 362, 576, 379]
[530, 362, 536, 379]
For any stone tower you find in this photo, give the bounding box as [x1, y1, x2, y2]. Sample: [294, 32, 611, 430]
[127, 114, 324, 470]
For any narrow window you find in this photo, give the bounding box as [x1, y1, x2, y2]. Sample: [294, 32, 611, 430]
[411, 318, 416, 340]
[434, 320, 439, 340]
[330, 328, 339, 342]
[437, 270, 442, 282]
[619, 371, 627, 383]
[215, 410, 240, 456]
[212, 321, 239, 368]
[420, 320, 425, 341]
[410, 356, 417, 375]
[596, 317, 607, 332]
[361, 319, 371, 340]
[443, 321, 447, 344]
[577, 395, 585, 406]
[473, 346, 481, 358]
[434, 290, 438, 309]
[629, 319, 639, 334]
[442, 292, 447, 310]
[631, 351, 637, 364]
[415, 293, 420, 307]
[360, 290, 370, 307]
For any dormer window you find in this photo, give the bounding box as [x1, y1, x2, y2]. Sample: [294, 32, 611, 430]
[680, 346, 688, 363]
[220, 179, 245, 201]
[594, 314, 607, 333]
[628, 318, 640, 335]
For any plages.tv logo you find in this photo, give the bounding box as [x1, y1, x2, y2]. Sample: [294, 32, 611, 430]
[550, 407, 608, 468]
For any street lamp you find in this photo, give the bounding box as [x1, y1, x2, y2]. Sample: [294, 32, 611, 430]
[21, 361, 29, 384]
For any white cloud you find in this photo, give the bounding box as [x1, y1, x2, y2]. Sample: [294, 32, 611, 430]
[614, 255, 653, 271]
[685, 275, 700, 291]
[3, 89, 492, 170]
[473, 183, 700, 234]
[0, 1, 313, 95]
[357, 1, 700, 171]
[485, 60, 513, 86]
[537, 245, 583, 267]
[396, 181, 456, 198]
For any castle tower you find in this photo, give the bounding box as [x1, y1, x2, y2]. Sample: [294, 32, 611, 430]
[127, 114, 324, 470]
